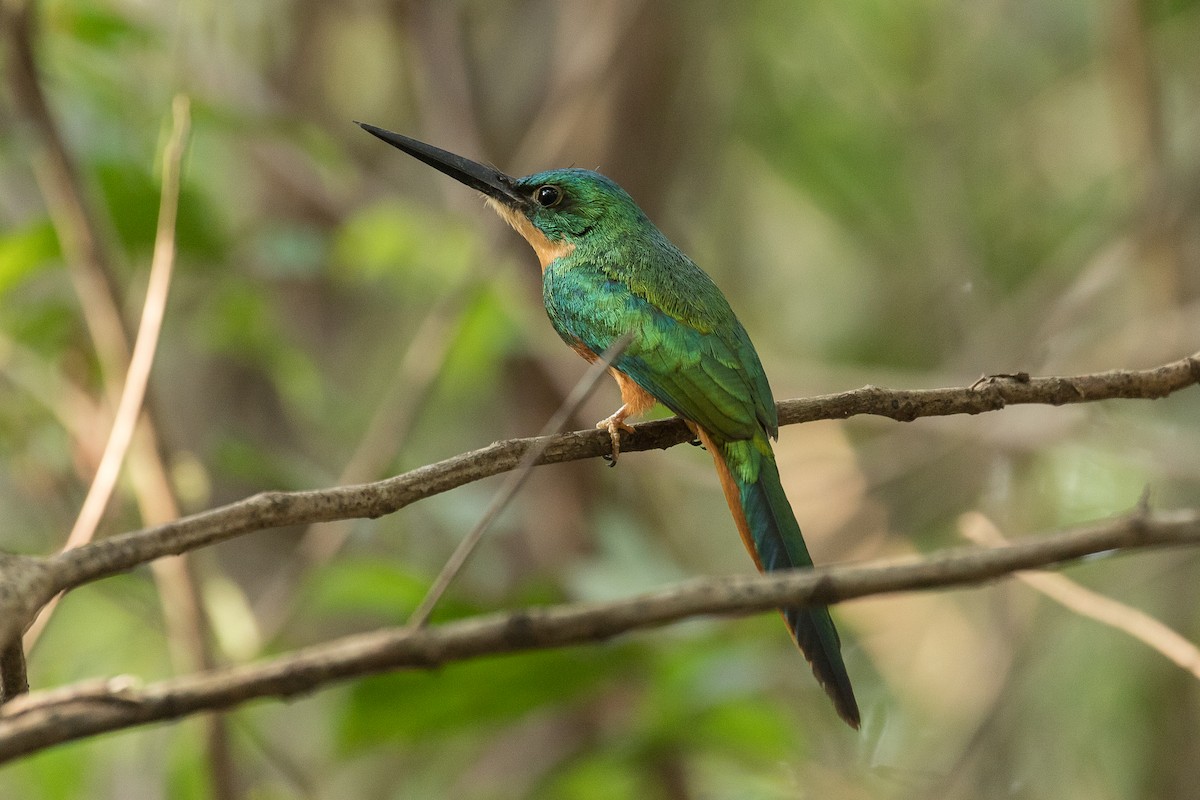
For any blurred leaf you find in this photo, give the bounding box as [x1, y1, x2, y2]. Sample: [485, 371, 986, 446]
[540, 751, 648, 800]
[0, 299, 77, 356]
[332, 199, 478, 293]
[0, 745, 89, 800]
[634, 639, 804, 762]
[304, 559, 430, 624]
[567, 507, 687, 602]
[165, 725, 209, 800]
[1036, 443, 1150, 526]
[1145, 0, 1200, 21]
[211, 436, 307, 489]
[338, 648, 619, 751]
[0, 221, 61, 295]
[92, 161, 225, 260]
[47, 0, 153, 49]
[251, 222, 329, 279]
[434, 282, 523, 396]
[689, 700, 796, 761]
[198, 283, 274, 356]
[738, 2, 917, 240]
[195, 281, 324, 412]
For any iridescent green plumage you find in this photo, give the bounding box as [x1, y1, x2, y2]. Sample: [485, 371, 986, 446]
[360, 126, 859, 727]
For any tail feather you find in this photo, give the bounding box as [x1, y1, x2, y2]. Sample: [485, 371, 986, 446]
[697, 427, 860, 728]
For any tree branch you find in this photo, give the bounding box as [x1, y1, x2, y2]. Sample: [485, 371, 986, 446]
[960, 511, 1200, 679]
[0, 644, 27, 702]
[22, 95, 192, 652]
[1, 506, 1197, 763]
[3, 8, 238, 783]
[0, 352, 1196, 649]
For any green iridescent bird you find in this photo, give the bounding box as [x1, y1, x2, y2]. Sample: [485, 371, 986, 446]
[360, 122, 859, 727]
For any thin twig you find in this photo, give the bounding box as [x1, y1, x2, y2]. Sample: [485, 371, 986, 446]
[5, 8, 235, 787]
[0, 506, 1197, 763]
[22, 95, 192, 650]
[407, 331, 634, 628]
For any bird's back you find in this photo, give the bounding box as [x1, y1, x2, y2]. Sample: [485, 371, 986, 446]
[543, 220, 778, 444]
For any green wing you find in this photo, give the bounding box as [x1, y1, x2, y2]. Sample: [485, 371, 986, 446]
[544, 260, 860, 726]
[544, 265, 777, 443]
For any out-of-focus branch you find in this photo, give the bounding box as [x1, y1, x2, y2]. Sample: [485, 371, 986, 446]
[66, 95, 191, 549]
[0, 334, 106, 459]
[2, 0, 131, 387]
[1110, 0, 1186, 307]
[0, 506, 1198, 763]
[960, 511, 1200, 680]
[0, 352, 1195, 649]
[0, 644, 27, 702]
[23, 95, 191, 649]
[4, 6, 238, 793]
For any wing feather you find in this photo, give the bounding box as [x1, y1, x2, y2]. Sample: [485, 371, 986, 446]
[545, 267, 774, 443]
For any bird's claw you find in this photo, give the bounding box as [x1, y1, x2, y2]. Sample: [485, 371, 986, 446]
[597, 415, 636, 467]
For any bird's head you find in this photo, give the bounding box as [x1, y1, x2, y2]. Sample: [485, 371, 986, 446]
[358, 122, 645, 269]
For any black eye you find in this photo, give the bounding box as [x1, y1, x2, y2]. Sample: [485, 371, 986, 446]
[535, 185, 562, 207]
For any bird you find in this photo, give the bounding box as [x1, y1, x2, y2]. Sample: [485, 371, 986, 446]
[358, 122, 859, 728]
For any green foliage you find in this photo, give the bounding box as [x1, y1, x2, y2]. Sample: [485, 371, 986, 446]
[304, 558, 430, 624]
[333, 199, 478, 292]
[339, 648, 615, 750]
[2, 745, 89, 800]
[47, 0, 153, 49]
[0, 292, 78, 359]
[0, 221, 61, 296]
[436, 284, 523, 394]
[1034, 443, 1153, 526]
[93, 161, 224, 260]
[195, 280, 325, 413]
[1, 0, 1199, 797]
[211, 436, 306, 489]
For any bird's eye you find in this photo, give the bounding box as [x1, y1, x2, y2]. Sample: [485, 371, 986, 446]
[535, 185, 562, 207]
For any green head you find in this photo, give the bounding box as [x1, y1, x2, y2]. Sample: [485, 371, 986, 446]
[358, 122, 648, 267]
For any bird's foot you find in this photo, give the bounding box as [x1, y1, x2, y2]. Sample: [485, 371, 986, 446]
[597, 410, 636, 467]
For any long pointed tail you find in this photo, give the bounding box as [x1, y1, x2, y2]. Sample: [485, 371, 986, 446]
[696, 427, 860, 728]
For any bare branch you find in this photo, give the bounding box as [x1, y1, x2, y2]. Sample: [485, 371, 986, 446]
[0, 644, 27, 702]
[960, 512, 1200, 679]
[1, 507, 1197, 763]
[776, 354, 1200, 424]
[3, 16, 238, 782]
[0, 352, 1195, 649]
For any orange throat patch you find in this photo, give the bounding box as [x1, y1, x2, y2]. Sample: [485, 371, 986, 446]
[486, 198, 575, 270]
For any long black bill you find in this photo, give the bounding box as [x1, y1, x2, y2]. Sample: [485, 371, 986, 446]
[357, 122, 527, 210]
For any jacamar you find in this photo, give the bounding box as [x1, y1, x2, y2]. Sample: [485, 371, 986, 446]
[359, 122, 859, 727]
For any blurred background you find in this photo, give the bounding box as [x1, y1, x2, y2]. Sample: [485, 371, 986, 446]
[2, 0, 1199, 797]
